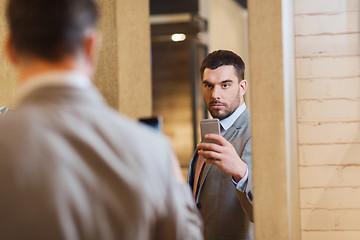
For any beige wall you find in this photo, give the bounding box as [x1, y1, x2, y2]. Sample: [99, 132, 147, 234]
[0, 0, 151, 118]
[248, 0, 301, 239]
[0, 0, 16, 108]
[202, 0, 250, 102]
[207, 0, 249, 68]
[95, 0, 152, 118]
[295, 0, 360, 239]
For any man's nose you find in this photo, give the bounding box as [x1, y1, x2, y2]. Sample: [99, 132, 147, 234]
[211, 86, 221, 99]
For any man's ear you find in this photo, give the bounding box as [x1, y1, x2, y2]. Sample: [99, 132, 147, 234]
[4, 36, 18, 65]
[83, 29, 102, 67]
[240, 79, 248, 96]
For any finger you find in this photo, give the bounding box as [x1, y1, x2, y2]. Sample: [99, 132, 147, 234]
[198, 149, 222, 160]
[197, 142, 222, 153]
[203, 158, 221, 167]
[204, 134, 228, 146]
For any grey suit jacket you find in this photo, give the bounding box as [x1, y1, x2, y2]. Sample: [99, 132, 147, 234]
[188, 108, 253, 240]
[0, 85, 203, 240]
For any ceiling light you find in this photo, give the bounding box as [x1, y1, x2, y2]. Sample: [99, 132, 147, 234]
[171, 33, 186, 42]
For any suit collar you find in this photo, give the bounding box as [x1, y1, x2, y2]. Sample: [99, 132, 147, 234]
[17, 71, 92, 104]
[220, 103, 246, 131]
[222, 107, 249, 142]
[17, 85, 106, 110]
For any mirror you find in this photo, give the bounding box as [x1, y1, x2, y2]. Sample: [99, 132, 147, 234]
[150, 0, 250, 176]
[150, 0, 253, 239]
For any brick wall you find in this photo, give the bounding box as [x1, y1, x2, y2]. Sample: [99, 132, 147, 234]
[294, 0, 360, 239]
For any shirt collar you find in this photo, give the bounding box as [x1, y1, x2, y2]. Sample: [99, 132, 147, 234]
[220, 103, 247, 132]
[17, 71, 92, 102]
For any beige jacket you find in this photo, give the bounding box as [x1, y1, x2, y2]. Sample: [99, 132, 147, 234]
[0, 85, 203, 240]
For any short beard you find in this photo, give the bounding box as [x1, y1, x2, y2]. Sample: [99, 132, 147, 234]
[209, 107, 234, 120]
[206, 90, 241, 120]
[207, 100, 233, 120]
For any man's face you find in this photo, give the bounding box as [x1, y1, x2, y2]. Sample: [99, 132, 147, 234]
[202, 65, 246, 120]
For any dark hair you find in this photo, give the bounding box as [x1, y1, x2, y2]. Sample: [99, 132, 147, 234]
[200, 50, 245, 81]
[6, 0, 98, 62]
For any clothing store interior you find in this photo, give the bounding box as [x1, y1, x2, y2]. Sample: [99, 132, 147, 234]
[0, 0, 359, 239]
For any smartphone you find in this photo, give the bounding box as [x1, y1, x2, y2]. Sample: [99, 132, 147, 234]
[0, 106, 8, 115]
[200, 119, 220, 143]
[139, 116, 163, 132]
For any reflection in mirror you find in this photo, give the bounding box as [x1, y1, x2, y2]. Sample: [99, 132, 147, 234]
[150, 0, 253, 239]
[150, 12, 207, 177]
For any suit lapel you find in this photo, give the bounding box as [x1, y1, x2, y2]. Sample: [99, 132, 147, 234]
[195, 161, 212, 202]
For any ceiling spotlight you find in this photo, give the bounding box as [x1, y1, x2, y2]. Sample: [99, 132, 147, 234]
[171, 33, 186, 42]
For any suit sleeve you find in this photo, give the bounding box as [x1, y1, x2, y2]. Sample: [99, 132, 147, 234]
[235, 138, 254, 222]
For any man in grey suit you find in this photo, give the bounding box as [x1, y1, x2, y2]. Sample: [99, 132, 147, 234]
[188, 50, 253, 240]
[0, 0, 203, 239]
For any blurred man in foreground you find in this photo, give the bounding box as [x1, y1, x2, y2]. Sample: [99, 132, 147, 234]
[0, 0, 202, 239]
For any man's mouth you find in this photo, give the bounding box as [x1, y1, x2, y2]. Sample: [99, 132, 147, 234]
[209, 101, 225, 109]
[211, 106, 223, 110]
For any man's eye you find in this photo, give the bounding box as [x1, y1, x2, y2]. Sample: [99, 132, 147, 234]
[204, 84, 212, 89]
[222, 84, 229, 88]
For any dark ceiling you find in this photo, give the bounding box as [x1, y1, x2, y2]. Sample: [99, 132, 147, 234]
[150, 0, 247, 15]
[150, 0, 198, 15]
